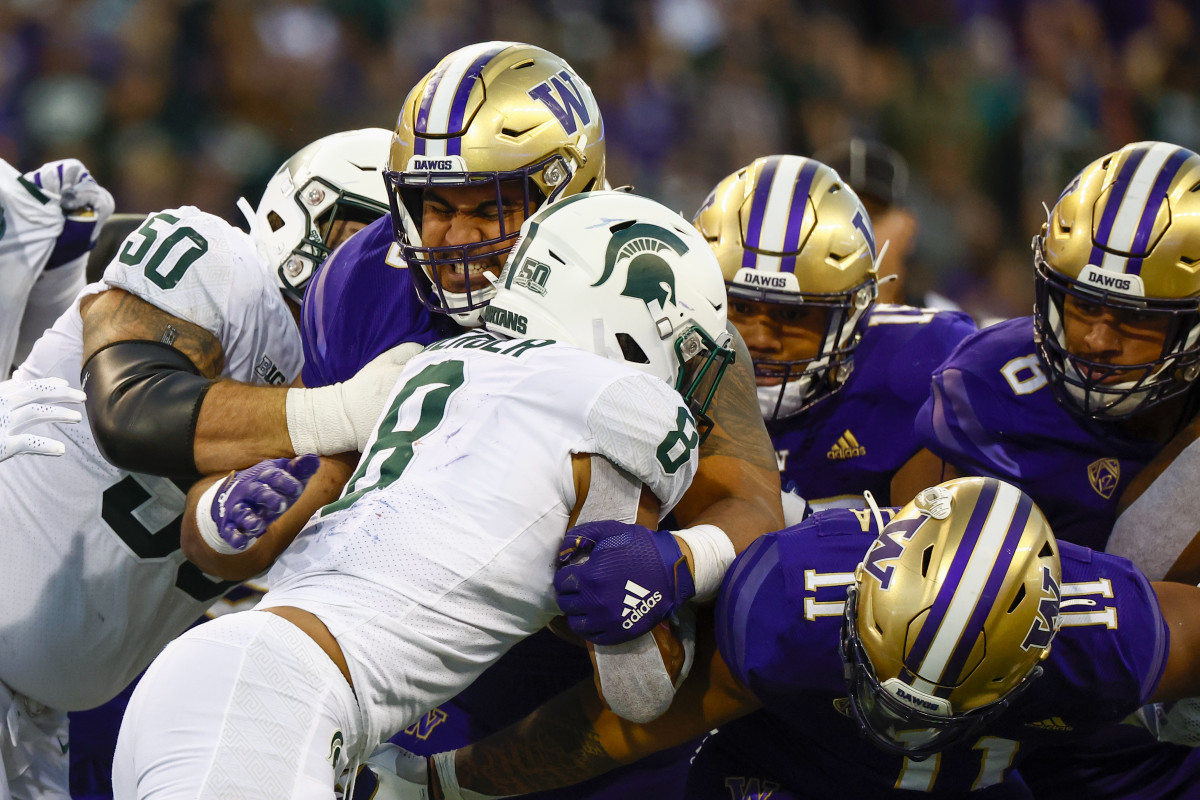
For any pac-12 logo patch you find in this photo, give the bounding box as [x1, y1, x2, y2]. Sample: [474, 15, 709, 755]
[1087, 457, 1120, 499]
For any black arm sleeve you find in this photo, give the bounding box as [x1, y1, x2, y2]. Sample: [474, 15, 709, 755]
[82, 339, 213, 479]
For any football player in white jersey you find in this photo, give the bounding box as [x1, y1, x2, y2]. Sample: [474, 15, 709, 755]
[0, 157, 114, 376]
[112, 191, 736, 799]
[0, 129, 408, 800]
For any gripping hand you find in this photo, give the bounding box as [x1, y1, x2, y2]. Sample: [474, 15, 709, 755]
[554, 519, 695, 646]
[0, 377, 87, 462]
[202, 454, 320, 553]
[25, 159, 115, 268]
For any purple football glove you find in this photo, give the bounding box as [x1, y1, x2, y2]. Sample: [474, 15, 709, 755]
[209, 454, 320, 551]
[554, 519, 696, 646]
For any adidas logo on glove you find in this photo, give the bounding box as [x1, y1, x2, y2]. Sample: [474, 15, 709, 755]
[621, 580, 663, 630]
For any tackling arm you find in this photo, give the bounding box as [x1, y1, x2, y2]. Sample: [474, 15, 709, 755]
[670, 324, 782, 553]
[180, 451, 356, 580]
[81, 288, 422, 476]
[1109, 420, 1200, 582]
[80, 288, 293, 475]
[446, 608, 760, 797]
[1147, 580, 1200, 705]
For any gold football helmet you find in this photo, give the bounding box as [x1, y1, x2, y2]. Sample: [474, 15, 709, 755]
[841, 477, 1061, 759]
[1034, 141, 1200, 419]
[693, 155, 878, 420]
[385, 41, 606, 322]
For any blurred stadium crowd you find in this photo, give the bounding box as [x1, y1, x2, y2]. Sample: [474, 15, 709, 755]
[1, 0, 1196, 323]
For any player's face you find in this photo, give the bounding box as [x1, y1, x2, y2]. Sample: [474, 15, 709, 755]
[729, 298, 829, 385]
[1061, 295, 1171, 383]
[420, 182, 530, 294]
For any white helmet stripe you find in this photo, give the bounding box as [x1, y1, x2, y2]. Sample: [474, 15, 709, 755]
[1099, 142, 1177, 273]
[917, 481, 1022, 683]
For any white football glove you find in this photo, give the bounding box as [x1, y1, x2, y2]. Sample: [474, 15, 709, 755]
[0, 377, 87, 462]
[286, 341, 425, 456]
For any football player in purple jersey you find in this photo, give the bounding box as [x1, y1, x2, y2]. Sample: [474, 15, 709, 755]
[693, 154, 976, 514]
[911, 141, 1200, 798]
[372, 476, 1200, 800]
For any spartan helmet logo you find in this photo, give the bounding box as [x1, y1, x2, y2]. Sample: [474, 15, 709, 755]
[594, 222, 688, 309]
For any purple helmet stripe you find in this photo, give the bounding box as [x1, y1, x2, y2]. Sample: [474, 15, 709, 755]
[937, 491, 1033, 689]
[445, 44, 508, 157]
[1126, 146, 1191, 276]
[1088, 143, 1150, 267]
[780, 160, 820, 274]
[742, 156, 783, 271]
[414, 59, 458, 157]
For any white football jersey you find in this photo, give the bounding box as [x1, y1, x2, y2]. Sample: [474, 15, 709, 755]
[259, 330, 699, 746]
[0, 206, 302, 711]
[0, 159, 72, 375]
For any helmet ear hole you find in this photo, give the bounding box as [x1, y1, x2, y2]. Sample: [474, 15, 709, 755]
[266, 211, 286, 233]
[920, 545, 934, 577]
[616, 333, 650, 364]
[1007, 584, 1027, 613]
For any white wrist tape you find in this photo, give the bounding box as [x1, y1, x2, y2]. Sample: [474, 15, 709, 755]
[194, 478, 241, 556]
[431, 750, 512, 800]
[285, 385, 357, 457]
[674, 524, 735, 601]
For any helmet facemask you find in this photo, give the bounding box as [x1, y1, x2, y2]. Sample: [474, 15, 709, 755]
[248, 127, 393, 304]
[731, 278, 877, 421]
[385, 156, 579, 322]
[674, 325, 736, 443]
[272, 177, 389, 302]
[1033, 235, 1200, 420]
[839, 587, 1041, 761]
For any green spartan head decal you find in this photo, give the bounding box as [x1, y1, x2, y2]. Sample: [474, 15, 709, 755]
[594, 222, 689, 308]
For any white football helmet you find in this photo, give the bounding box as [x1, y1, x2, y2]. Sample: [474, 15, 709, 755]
[485, 191, 735, 435]
[250, 128, 392, 302]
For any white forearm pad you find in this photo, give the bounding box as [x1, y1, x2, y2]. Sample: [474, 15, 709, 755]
[593, 634, 676, 724]
[1107, 435, 1200, 580]
[430, 750, 512, 800]
[674, 524, 735, 601]
[593, 603, 697, 723]
[285, 384, 355, 457]
[193, 479, 243, 556]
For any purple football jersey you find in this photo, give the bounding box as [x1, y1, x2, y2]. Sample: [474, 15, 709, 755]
[772, 305, 975, 505]
[299, 215, 458, 387]
[915, 317, 1161, 549]
[703, 509, 1168, 798]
